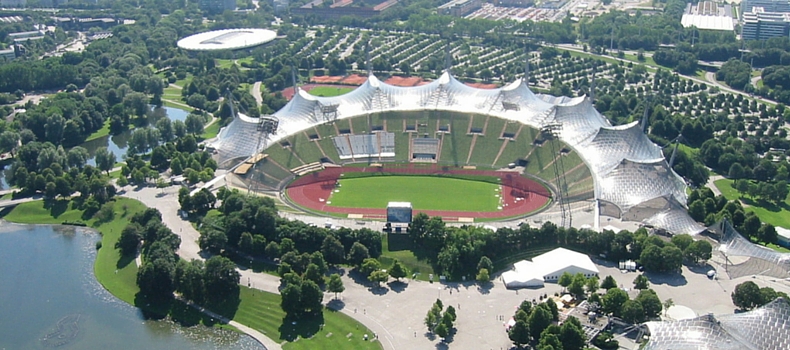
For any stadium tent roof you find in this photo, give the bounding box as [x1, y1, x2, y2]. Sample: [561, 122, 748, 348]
[177, 28, 277, 51]
[211, 72, 703, 235]
[644, 297, 790, 350]
[502, 248, 598, 288]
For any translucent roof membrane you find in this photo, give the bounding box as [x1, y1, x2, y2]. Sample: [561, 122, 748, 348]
[644, 298, 790, 350]
[214, 72, 697, 234]
[712, 219, 790, 279]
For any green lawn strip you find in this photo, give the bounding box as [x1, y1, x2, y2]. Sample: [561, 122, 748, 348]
[221, 287, 382, 350]
[380, 234, 435, 281]
[201, 120, 221, 140]
[163, 99, 195, 112]
[307, 86, 355, 97]
[329, 175, 500, 211]
[86, 119, 113, 142]
[715, 178, 790, 250]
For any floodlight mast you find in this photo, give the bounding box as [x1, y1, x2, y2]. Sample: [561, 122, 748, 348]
[542, 123, 571, 228]
[248, 116, 279, 194]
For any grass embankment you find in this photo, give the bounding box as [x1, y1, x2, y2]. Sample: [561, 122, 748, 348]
[380, 234, 435, 281]
[225, 287, 381, 350]
[201, 119, 222, 140]
[3, 198, 383, 349]
[714, 178, 790, 252]
[2, 197, 146, 303]
[329, 174, 501, 211]
[86, 119, 113, 142]
[307, 86, 355, 97]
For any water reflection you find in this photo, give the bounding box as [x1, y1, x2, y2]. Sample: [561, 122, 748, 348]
[83, 106, 189, 166]
[0, 223, 262, 350]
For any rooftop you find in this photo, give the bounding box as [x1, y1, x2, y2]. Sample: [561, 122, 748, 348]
[177, 28, 277, 51]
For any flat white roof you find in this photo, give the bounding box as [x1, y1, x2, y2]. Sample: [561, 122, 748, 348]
[776, 226, 790, 240]
[387, 202, 412, 208]
[177, 28, 277, 51]
[504, 247, 598, 288]
[681, 14, 735, 31]
[532, 247, 599, 276]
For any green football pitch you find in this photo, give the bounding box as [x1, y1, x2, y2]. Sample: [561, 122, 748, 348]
[307, 86, 355, 97]
[327, 175, 502, 211]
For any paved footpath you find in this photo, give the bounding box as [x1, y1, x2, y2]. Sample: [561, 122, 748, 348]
[121, 184, 790, 350]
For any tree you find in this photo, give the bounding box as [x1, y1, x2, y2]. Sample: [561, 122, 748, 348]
[545, 298, 559, 321]
[633, 275, 649, 290]
[389, 259, 408, 281]
[185, 113, 205, 135]
[360, 258, 381, 277]
[476, 268, 490, 284]
[434, 322, 449, 341]
[621, 300, 646, 324]
[603, 288, 629, 316]
[321, 235, 345, 265]
[300, 280, 324, 314]
[116, 223, 143, 256]
[203, 256, 240, 304]
[281, 283, 302, 316]
[327, 273, 344, 299]
[636, 289, 663, 319]
[508, 320, 531, 347]
[559, 316, 586, 350]
[528, 306, 553, 340]
[601, 275, 618, 290]
[685, 240, 713, 263]
[95, 147, 116, 175]
[732, 281, 763, 310]
[0, 130, 19, 155]
[586, 276, 599, 295]
[558, 271, 573, 292]
[303, 263, 323, 286]
[663, 298, 674, 316]
[369, 270, 389, 286]
[477, 256, 493, 272]
[568, 273, 587, 298]
[137, 258, 176, 302]
[348, 242, 370, 266]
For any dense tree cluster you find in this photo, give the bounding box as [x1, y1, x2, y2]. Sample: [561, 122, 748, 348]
[506, 299, 585, 349]
[686, 187, 778, 245]
[408, 212, 706, 278]
[425, 299, 456, 342]
[191, 189, 381, 265]
[731, 281, 788, 311]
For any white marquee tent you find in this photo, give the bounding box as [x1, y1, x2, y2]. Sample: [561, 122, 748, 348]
[502, 248, 599, 289]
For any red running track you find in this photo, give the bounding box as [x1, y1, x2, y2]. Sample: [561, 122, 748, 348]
[285, 164, 551, 221]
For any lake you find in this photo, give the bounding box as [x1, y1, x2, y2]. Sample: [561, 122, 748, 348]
[82, 106, 188, 166]
[0, 223, 263, 350]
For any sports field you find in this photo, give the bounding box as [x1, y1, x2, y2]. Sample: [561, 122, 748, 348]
[328, 175, 501, 211]
[307, 86, 355, 97]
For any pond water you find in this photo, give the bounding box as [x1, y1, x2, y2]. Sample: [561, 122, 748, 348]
[0, 223, 263, 350]
[83, 106, 188, 166]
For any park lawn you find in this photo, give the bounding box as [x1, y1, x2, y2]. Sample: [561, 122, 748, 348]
[227, 287, 382, 350]
[163, 99, 195, 112]
[329, 175, 501, 211]
[201, 119, 221, 140]
[216, 57, 254, 70]
[307, 86, 355, 97]
[86, 118, 112, 142]
[715, 178, 790, 230]
[2, 197, 148, 304]
[380, 233, 435, 281]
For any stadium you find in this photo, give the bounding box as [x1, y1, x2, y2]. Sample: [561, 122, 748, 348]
[210, 71, 706, 235]
[177, 28, 277, 51]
